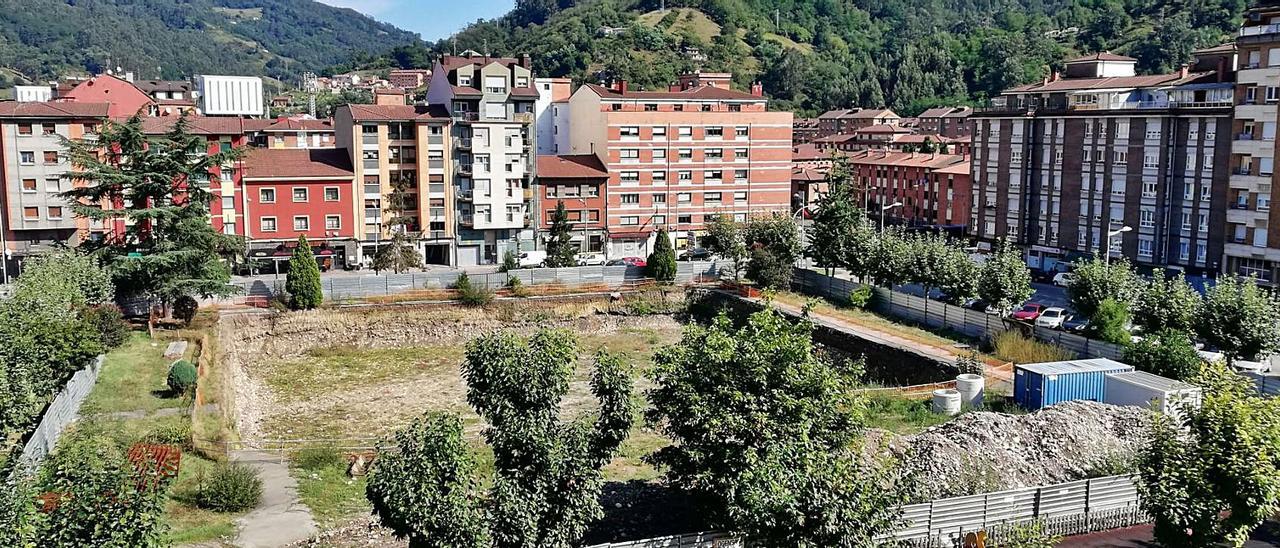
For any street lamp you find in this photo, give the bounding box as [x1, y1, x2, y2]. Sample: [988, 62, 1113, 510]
[880, 201, 903, 229]
[1105, 225, 1132, 265]
[793, 203, 818, 268]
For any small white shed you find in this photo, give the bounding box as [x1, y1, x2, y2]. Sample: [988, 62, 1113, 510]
[1103, 370, 1202, 418]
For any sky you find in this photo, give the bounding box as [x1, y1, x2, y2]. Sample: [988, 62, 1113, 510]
[318, 0, 514, 41]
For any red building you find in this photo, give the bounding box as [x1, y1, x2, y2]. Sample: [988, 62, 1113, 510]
[241, 148, 357, 270]
[536, 154, 609, 253]
[846, 150, 972, 230]
[138, 116, 252, 239]
[61, 75, 155, 118]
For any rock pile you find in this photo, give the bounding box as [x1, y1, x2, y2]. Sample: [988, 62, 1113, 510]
[889, 400, 1150, 500]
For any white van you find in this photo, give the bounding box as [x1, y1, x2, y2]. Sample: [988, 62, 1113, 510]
[518, 250, 547, 268]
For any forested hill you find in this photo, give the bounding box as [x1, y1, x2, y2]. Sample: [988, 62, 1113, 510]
[354, 0, 1247, 116]
[0, 0, 420, 85]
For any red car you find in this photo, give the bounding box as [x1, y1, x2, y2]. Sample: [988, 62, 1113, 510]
[1011, 303, 1046, 321]
[608, 257, 647, 267]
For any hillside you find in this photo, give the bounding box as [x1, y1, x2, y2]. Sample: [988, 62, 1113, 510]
[374, 0, 1247, 116]
[0, 0, 421, 85]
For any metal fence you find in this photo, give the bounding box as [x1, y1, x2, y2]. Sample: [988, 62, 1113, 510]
[583, 475, 1143, 548]
[1244, 372, 1280, 397]
[792, 269, 1126, 361]
[232, 262, 733, 301]
[11, 355, 105, 476]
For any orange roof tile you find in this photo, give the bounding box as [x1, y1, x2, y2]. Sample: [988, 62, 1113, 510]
[536, 154, 608, 179]
[243, 148, 353, 180]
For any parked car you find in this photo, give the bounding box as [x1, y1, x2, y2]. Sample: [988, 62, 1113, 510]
[1011, 303, 1047, 321]
[1052, 272, 1077, 287]
[961, 298, 999, 314]
[576, 252, 606, 266]
[607, 256, 647, 267]
[1062, 316, 1090, 333]
[1035, 307, 1069, 329]
[678, 247, 712, 261]
[518, 250, 547, 268]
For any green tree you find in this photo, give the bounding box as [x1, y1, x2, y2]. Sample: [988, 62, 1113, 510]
[647, 229, 677, 283]
[870, 228, 913, 288]
[807, 157, 859, 276]
[1124, 330, 1204, 382]
[1132, 271, 1201, 334]
[1197, 276, 1280, 362]
[543, 200, 578, 268]
[11, 250, 113, 313]
[285, 235, 323, 310]
[1139, 360, 1280, 547]
[841, 208, 880, 284]
[1066, 256, 1140, 322]
[372, 232, 423, 274]
[744, 212, 801, 289]
[366, 330, 634, 548]
[978, 239, 1033, 315]
[1090, 298, 1132, 345]
[704, 214, 748, 281]
[646, 308, 908, 545]
[60, 114, 242, 317]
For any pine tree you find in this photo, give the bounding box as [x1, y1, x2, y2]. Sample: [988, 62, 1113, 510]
[372, 170, 423, 274]
[647, 228, 677, 283]
[285, 235, 323, 310]
[544, 200, 577, 268]
[59, 114, 242, 319]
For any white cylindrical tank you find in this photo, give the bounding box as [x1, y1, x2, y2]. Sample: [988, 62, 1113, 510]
[956, 374, 985, 408]
[932, 389, 962, 416]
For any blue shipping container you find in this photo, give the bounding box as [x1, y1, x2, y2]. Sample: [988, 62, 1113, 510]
[1014, 358, 1134, 410]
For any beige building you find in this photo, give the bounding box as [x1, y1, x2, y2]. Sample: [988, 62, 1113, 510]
[1231, 7, 1280, 284]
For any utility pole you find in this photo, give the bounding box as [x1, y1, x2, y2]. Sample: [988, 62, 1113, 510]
[303, 72, 318, 118]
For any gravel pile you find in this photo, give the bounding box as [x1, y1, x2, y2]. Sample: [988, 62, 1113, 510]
[890, 400, 1151, 500]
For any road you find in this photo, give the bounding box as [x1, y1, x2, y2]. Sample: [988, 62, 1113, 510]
[895, 281, 1072, 310]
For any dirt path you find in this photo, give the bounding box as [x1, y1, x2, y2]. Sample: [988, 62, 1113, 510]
[232, 450, 317, 548]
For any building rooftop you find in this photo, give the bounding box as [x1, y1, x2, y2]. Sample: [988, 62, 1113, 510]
[792, 167, 828, 182]
[263, 117, 335, 132]
[583, 83, 764, 102]
[243, 148, 353, 180]
[343, 103, 450, 122]
[1065, 52, 1136, 63]
[854, 124, 911, 134]
[134, 115, 248, 135]
[917, 107, 955, 118]
[845, 108, 899, 119]
[818, 109, 853, 119]
[536, 154, 609, 179]
[1016, 358, 1133, 376]
[1005, 71, 1210, 94]
[846, 150, 968, 169]
[0, 101, 111, 118]
[133, 80, 192, 93]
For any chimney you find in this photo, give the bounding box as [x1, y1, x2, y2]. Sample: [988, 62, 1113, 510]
[1042, 75, 1050, 85]
[520, 54, 531, 69]
[1179, 63, 1190, 79]
[750, 82, 763, 97]
[124, 71, 135, 83]
[614, 79, 628, 94]
[1050, 71, 1060, 82]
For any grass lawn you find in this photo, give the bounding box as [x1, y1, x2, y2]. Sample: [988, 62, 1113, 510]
[863, 393, 1028, 435]
[82, 333, 188, 415]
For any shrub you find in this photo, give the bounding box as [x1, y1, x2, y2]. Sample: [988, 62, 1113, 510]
[454, 273, 493, 307]
[507, 276, 531, 298]
[167, 360, 198, 396]
[647, 229, 678, 283]
[498, 250, 519, 273]
[294, 445, 345, 471]
[172, 295, 198, 325]
[197, 462, 263, 512]
[847, 285, 874, 309]
[144, 420, 192, 449]
[83, 304, 130, 349]
[1089, 298, 1131, 345]
[285, 235, 323, 310]
[955, 351, 984, 377]
[991, 331, 1074, 364]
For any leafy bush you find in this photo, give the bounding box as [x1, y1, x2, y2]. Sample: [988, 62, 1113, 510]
[507, 276, 531, 298]
[991, 331, 1074, 364]
[1089, 298, 1131, 345]
[167, 360, 198, 396]
[454, 273, 493, 307]
[197, 462, 263, 512]
[847, 285, 874, 309]
[172, 295, 198, 325]
[498, 250, 519, 273]
[294, 445, 345, 471]
[144, 420, 192, 449]
[83, 304, 130, 349]
[1124, 329, 1203, 381]
[955, 351, 984, 376]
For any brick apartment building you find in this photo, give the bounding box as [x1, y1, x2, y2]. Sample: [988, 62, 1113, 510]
[916, 106, 973, 138]
[815, 108, 901, 139]
[241, 148, 358, 270]
[1230, 6, 1280, 285]
[565, 73, 793, 257]
[388, 69, 432, 90]
[261, 117, 336, 149]
[846, 150, 972, 229]
[138, 116, 254, 241]
[969, 50, 1235, 274]
[0, 101, 109, 279]
[535, 154, 608, 252]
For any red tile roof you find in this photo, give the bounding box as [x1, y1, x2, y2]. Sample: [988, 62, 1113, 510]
[792, 143, 832, 161]
[792, 167, 828, 182]
[1066, 52, 1136, 63]
[536, 154, 608, 179]
[0, 101, 111, 118]
[510, 87, 540, 98]
[583, 83, 763, 102]
[343, 104, 450, 122]
[854, 124, 911, 134]
[847, 150, 968, 169]
[845, 108, 898, 119]
[263, 118, 335, 132]
[917, 107, 955, 118]
[933, 161, 972, 175]
[134, 116, 247, 135]
[1006, 72, 1207, 93]
[441, 55, 524, 74]
[243, 148, 353, 180]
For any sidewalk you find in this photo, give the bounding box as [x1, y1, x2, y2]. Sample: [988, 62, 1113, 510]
[232, 450, 317, 548]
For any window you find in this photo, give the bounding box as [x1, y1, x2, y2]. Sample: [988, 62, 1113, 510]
[621, 216, 639, 226]
[458, 75, 472, 87]
[18, 151, 34, 165]
[260, 188, 276, 203]
[678, 126, 692, 139]
[652, 171, 667, 183]
[292, 187, 308, 202]
[261, 217, 278, 232]
[1140, 208, 1155, 228]
[621, 149, 640, 163]
[1269, 47, 1280, 67]
[1179, 241, 1190, 260]
[706, 148, 723, 161]
[673, 104, 684, 112]
[484, 103, 506, 119]
[325, 215, 341, 230]
[728, 104, 741, 112]
[678, 149, 692, 161]
[735, 148, 748, 160]
[293, 216, 309, 231]
[41, 123, 55, 135]
[678, 170, 692, 181]
[703, 170, 722, 181]
[620, 171, 640, 184]
[20, 179, 36, 192]
[734, 191, 748, 202]
[677, 214, 692, 224]
[1260, 194, 1271, 210]
[704, 192, 721, 203]
[516, 76, 529, 87]
[1264, 122, 1277, 141]
[1138, 239, 1153, 257]
[652, 214, 667, 225]
[644, 104, 657, 112]
[1113, 151, 1127, 165]
[735, 126, 748, 138]
[221, 196, 234, 213]
[1262, 157, 1275, 176]
[1196, 243, 1207, 262]
[1143, 154, 1158, 169]
[1268, 87, 1280, 103]
[620, 126, 639, 139]
[1198, 213, 1208, 232]
[17, 124, 31, 135]
[677, 192, 691, 203]
[652, 126, 666, 138]
[44, 206, 62, 219]
[706, 126, 723, 138]
[1142, 181, 1157, 197]
[324, 187, 340, 201]
[653, 149, 667, 161]
[621, 193, 640, 204]
[484, 76, 506, 93]
[652, 193, 666, 203]
[735, 169, 748, 181]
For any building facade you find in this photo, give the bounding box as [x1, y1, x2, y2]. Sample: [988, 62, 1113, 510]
[567, 77, 793, 257]
[534, 77, 572, 155]
[847, 150, 972, 229]
[426, 52, 538, 265]
[535, 154, 608, 253]
[1230, 7, 1280, 284]
[969, 52, 1234, 274]
[262, 118, 336, 149]
[241, 148, 358, 270]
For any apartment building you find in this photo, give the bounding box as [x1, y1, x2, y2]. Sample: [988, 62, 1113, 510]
[261, 117, 336, 149]
[535, 78, 572, 155]
[61, 75, 155, 118]
[1231, 7, 1280, 284]
[815, 108, 901, 139]
[917, 106, 973, 138]
[334, 101, 454, 265]
[847, 150, 972, 230]
[426, 52, 538, 265]
[566, 76, 793, 257]
[969, 51, 1235, 274]
[535, 154, 608, 252]
[388, 69, 432, 90]
[0, 101, 110, 278]
[138, 116, 254, 240]
[241, 148, 358, 270]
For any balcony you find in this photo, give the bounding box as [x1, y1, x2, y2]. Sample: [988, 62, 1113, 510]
[455, 161, 473, 175]
[454, 137, 472, 149]
[1240, 24, 1280, 38]
[459, 215, 474, 226]
[513, 112, 533, 124]
[1239, 133, 1255, 141]
[457, 189, 473, 201]
[452, 111, 479, 122]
